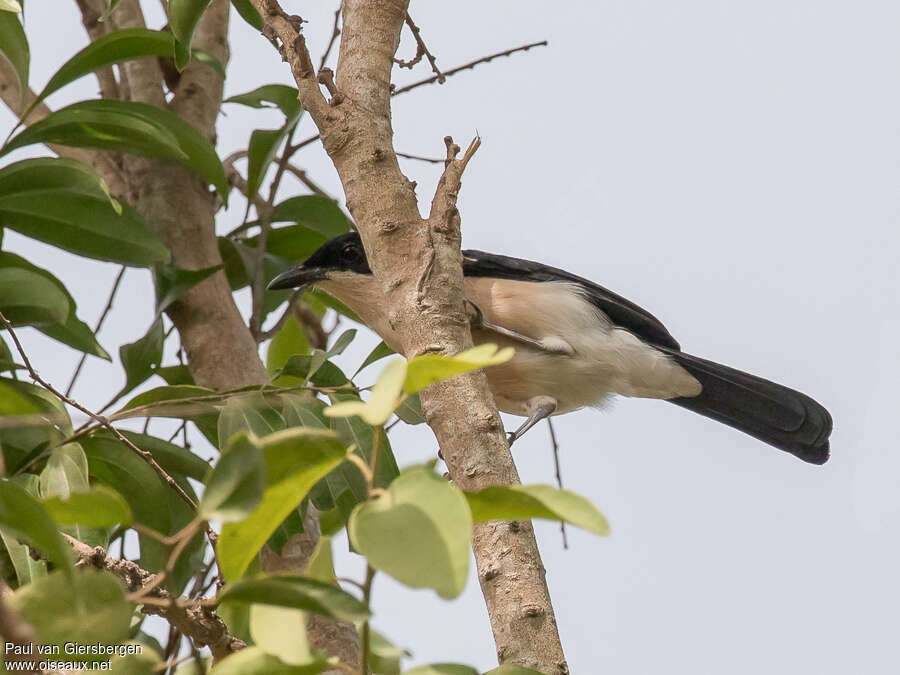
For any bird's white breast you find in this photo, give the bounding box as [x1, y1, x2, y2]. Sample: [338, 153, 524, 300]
[317, 273, 701, 417]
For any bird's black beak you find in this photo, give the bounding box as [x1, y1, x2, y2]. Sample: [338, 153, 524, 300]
[267, 264, 326, 290]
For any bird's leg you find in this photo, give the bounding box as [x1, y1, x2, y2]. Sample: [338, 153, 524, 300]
[507, 395, 558, 446]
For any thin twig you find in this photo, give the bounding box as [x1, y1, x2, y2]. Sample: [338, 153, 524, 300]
[66, 265, 126, 396]
[395, 13, 444, 83]
[392, 40, 548, 96]
[547, 418, 568, 550]
[318, 6, 342, 72]
[396, 151, 443, 164]
[283, 163, 328, 195]
[0, 311, 197, 512]
[359, 564, 376, 675]
[289, 39, 548, 153]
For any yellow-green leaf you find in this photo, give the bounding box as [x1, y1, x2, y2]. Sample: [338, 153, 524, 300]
[324, 358, 406, 426]
[42, 485, 132, 528]
[404, 344, 514, 394]
[348, 466, 472, 599]
[465, 484, 610, 535]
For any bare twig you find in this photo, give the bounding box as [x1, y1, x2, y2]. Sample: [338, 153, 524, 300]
[396, 151, 443, 164]
[395, 13, 444, 83]
[283, 164, 328, 195]
[288, 39, 549, 153]
[392, 40, 548, 96]
[318, 6, 342, 72]
[66, 265, 127, 396]
[547, 418, 569, 550]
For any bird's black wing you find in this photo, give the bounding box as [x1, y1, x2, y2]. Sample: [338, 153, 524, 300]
[462, 250, 681, 350]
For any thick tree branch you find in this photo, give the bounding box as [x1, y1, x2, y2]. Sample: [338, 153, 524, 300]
[249, 0, 568, 670]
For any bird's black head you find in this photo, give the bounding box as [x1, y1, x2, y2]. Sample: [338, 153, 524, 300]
[268, 232, 371, 290]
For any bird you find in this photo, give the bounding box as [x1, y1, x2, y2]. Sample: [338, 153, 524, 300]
[268, 232, 832, 464]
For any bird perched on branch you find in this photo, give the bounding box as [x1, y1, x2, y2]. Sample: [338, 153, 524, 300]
[269, 232, 832, 464]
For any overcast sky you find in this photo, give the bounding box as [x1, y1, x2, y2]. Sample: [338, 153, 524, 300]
[3, 1, 899, 673]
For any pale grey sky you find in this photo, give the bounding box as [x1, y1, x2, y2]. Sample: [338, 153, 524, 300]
[3, 1, 899, 672]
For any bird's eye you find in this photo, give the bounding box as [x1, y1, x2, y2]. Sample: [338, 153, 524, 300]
[342, 245, 362, 264]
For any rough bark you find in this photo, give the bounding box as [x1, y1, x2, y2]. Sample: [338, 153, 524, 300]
[251, 0, 568, 670]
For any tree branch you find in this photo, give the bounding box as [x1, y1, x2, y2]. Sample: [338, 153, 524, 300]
[247, 1, 567, 669]
[64, 535, 243, 663]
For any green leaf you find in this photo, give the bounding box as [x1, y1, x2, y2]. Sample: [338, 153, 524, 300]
[0, 526, 47, 586]
[191, 47, 226, 78]
[11, 568, 133, 657]
[217, 393, 284, 445]
[0, 190, 169, 266]
[118, 317, 164, 399]
[404, 344, 514, 395]
[81, 433, 202, 591]
[369, 630, 411, 675]
[354, 340, 394, 377]
[230, 0, 263, 31]
[218, 428, 346, 580]
[155, 263, 223, 314]
[349, 466, 472, 599]
[43, 485, 132, 528]
[1, 100, 229, 197]
[0, 266, 70, 326]
[29, 29, 175, 114]
[209, 646, 329, 675]
[39, 315, 111, 360]
[0, 379, 70, 473]
[270, 195, 353, 239]
[394, 393, 425, 425]
[325, 358, 406, 426]
[403, 666, 478, 675]
[218, 574, 369, 622]
[0, 7, 27, 104]
[466, 484, 610, 535]
[327, 392, 399, 491]
[0, 239, 132, 353]
[168, 0, 212, 70]
[38, 442, 90, 500]
[118, 429, 210, 481]
[226, 84, 300, 119]
[278, 355, 349, 388]
[199, 432, 264, 522]
[81, 433, 171, 541]
[154, 364, 194, 385]
[246, 124, 291, 201]
[250, 604, 312, 666]
[0, 480, 73, 575]
[250, 225, 327, 263]
[0, 157, 118, 203]
[484, 666, 546, 674]
[266, 314, 309, 383]
[112, 385, 219, 444]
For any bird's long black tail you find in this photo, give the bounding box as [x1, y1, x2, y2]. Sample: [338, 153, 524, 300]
[664, 350, 832, 464]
